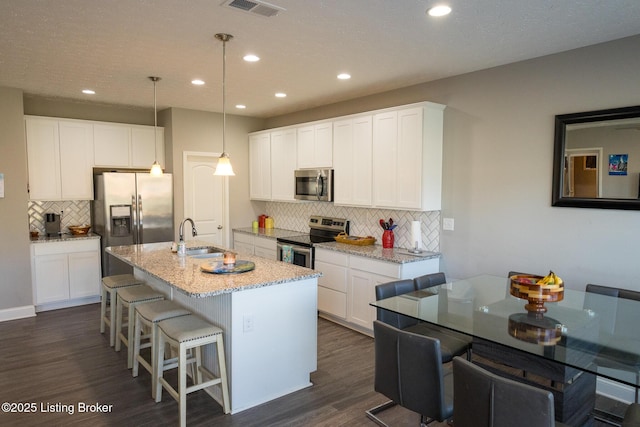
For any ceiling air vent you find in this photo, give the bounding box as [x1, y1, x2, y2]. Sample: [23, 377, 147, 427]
[222, 0, 285, 18]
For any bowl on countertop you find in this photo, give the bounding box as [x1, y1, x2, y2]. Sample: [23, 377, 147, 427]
[68, 225, 91, 235]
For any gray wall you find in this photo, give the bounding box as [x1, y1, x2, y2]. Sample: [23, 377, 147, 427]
[0, 87, 32, 312]
[165, 107, 265, 237]
[265, 35, 640, 290]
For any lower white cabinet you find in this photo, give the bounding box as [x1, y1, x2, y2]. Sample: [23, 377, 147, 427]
[31, 239, 101, 311]
[315, 247, 439, 336]
[233, 232, 277, 260]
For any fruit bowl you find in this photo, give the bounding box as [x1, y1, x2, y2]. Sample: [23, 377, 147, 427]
[68, 225, 91, 235]
[509, 272, 564, 314]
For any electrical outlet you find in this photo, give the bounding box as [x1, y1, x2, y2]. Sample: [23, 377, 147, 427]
[443, 218, 455, 231]
[243, 314, 254, 333]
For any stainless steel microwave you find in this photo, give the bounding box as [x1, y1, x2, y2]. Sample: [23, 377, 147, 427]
[294, 169, 333, 202]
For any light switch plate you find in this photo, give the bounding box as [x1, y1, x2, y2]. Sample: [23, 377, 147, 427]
[443, 218, 454, 231]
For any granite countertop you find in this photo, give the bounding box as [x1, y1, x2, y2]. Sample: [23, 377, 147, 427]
[315, 241, 440, 264]
[233, 227, 304, 239]
[106, 240, 321, 298]
[30, 233, 101, 243]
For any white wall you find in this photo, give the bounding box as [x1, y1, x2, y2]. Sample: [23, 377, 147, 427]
[266, 35, 640, 290]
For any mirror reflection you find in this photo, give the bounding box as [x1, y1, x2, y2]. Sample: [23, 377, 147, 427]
[552, 105, 640, 210]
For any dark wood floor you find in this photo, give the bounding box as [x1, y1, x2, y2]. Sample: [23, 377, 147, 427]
[0, 304, 629, 426]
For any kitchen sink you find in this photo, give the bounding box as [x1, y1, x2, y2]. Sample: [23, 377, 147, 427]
[186, 247, 224, 258]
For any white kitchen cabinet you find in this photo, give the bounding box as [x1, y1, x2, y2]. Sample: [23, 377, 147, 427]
[297, 122, 333, 168]
[372, 103, 444, 211]
[315, 249, 348, 319]
[270, 128, 297, 201]
[333, 116, 373, 207]
[31, 239, 102, 311]
[254, 235, 277, 260]
[233, 232, 277, 260]
[233, 232, 254, 255]
[94, 122, 164, 168]
[249, 132, 272, 200]
[315, 247, 440, 336]
[25, 117, 94, 201]
[131, 126, 164, 169]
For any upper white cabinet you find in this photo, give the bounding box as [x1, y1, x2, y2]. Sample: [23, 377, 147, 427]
[25, 117, 94, 201]
[372, 103, 444, 211]
[270, 128, 297, 202]
[249, 128, 297, 202]
[297, 122, 332, 168]
[247, 101, 444, 210]
[333, 116, 373, 207]
[249, 132, 272, 200]
[94, 123, 164, 168]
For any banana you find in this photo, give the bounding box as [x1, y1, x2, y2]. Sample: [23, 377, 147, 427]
[537, 271, 555, 285]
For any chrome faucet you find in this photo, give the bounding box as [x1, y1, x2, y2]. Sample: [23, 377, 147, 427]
[179, 218, 198, 241]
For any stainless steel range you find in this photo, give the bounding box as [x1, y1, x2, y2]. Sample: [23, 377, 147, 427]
[277, 215, 349, 269]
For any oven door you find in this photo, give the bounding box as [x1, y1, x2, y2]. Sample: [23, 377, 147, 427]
[277, 243, 313, 269]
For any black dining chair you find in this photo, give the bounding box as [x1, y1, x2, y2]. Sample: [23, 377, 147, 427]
[367, 320, 453, 426]
[453, 356, 568, 427]
[584, 283, 640, 403]
[412, 272, 472, 360]
[375, 279, 470, 363]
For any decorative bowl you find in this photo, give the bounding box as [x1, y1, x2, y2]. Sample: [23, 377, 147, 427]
[509, 273, 564, 314]
[68, 225, 91, 235]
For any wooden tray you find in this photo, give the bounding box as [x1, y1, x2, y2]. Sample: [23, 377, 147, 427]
[200, 260, 255, 274]
[334, 232, 376, 246]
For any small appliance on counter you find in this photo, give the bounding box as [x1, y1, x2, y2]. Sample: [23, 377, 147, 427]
[45, 213, 61, 236]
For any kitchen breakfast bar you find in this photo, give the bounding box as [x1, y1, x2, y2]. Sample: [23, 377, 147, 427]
[106, 241, 321, 414]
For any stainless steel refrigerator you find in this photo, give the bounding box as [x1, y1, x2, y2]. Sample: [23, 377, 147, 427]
[92, 171, 174, 276]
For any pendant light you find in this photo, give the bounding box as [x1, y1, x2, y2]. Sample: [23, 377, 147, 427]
[149, 76, 164, 176]
[213, 33, 235, 176]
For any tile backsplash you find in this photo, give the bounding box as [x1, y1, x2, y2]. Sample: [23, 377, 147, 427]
[28, 200, 91, 234]
[265, 202, 440, 252]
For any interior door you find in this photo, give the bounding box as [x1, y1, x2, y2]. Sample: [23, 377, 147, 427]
[183, 152, 227, 246]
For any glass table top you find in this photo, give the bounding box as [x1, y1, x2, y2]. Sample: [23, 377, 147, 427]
[370, 274, 640, 388]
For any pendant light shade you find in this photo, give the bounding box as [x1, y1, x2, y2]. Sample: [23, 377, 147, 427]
[149, 76, 164, 176]
[213, 33, 235, 176]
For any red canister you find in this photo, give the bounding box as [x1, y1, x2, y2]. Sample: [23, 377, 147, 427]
[258, 215, 267, 228]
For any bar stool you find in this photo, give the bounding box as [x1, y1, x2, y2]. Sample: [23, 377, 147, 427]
[115, 285, 165, 368]
[155, 315, 230, 426]
[132, 300, 191, 398]
[100, 274, 145, 347]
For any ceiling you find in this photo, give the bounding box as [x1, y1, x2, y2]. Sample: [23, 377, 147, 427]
[1, 0, 640, 118]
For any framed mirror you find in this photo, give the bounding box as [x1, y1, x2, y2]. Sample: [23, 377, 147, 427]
[552, 105, 640, 210]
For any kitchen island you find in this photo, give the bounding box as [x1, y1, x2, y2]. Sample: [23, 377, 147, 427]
[106, 241, 321, 413]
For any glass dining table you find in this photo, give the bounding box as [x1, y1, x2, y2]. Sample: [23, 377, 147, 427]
[370, 274, 640, 426]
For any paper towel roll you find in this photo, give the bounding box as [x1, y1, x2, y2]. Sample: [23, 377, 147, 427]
[410, 221, 422, 250]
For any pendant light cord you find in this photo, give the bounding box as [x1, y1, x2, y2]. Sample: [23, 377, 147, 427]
[222, 36, 227, 155]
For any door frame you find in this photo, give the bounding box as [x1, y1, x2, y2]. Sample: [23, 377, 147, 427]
[183, 151, 231, 247]
[564, 147, 603, 198]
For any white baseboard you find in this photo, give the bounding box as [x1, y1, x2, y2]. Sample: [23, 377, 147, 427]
[35, 296, 101, 313]
[0, 305, 36, 322]
[597, 376, 635, 404]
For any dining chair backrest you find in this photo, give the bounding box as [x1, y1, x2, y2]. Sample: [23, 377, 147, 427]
[373, 320, 453, 422]
[375, 279, 418, 329]
[414, 272, 446, 290]
[585, 284, 640, 338]
[453, 357, 556, 427]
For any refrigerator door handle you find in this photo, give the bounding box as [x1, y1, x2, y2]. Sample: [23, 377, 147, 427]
[138, 194, 143, 244]
[132, 194, 139, 244]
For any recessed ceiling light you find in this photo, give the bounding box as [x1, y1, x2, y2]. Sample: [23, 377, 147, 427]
[82, 89, 95, 95]
[427, 5, 451, 17]
[236, 104, 246, 109]
[243, 54, 260, 62]
[337, 73, 351, 80]
[275, 92, 287, 98]
[191, 79, 205, 85]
